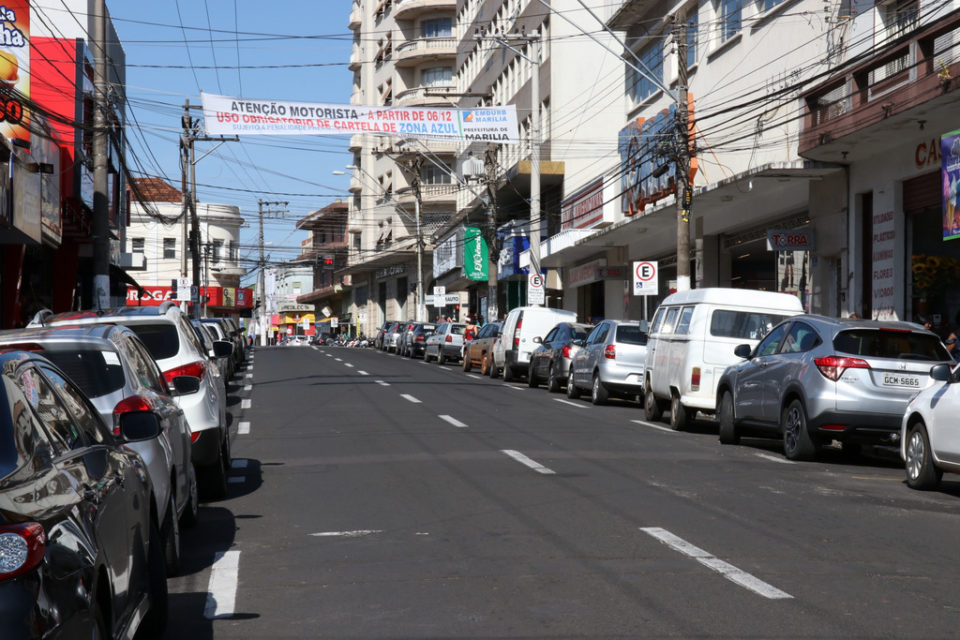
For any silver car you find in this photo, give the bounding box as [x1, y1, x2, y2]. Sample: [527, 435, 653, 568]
[424, 322, 467, 364]
[716, 315, 952, 460]
[0, 324, 199, 576]
[567, 320, 648, 405]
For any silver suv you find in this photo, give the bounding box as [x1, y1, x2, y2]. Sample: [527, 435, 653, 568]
[0, 324, 199, 575]
[567, 320, 648, 405]
[716, 315, 952, 460]
[30, 302, 232, 497]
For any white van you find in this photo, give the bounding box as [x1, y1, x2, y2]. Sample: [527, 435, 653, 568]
[644, 288, 803, 429]
[496, 306, 578, 381]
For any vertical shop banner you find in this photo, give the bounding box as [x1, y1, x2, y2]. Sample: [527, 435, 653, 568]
[463, 227, 488, 281]
[201, 92, 518, 144]
[941, 129, 960, 240]
[0, 2, 28, 145]
[872, 210, 897, 320]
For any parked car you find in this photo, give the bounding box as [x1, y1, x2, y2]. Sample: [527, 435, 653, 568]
[30, 302, 232, 499]
[496, 306, 578, 382]
[462, 321, 502, 375]
[375, 320, 397, 350]
[527, 321, 594, 392]
[0, 324, 202, 575]
[395, 322, 416, 356]
[401, 323, 436, 358]
[193, 319, 234, 380]
[424, 322, 467, 364]
[203, 317, 244, 368]
[567, 320, 647, 404]
[901, 362, 960, 489]
[644, 287, 804, 430]
[0, 349, 168, 638]
[716, 315, 952, 460]
[384, 322, 404, 353]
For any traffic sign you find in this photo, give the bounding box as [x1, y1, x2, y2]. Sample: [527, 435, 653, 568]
[527, 271, 545, 305]
[632, 260, 658, 296]
[433, 286, 446, 308]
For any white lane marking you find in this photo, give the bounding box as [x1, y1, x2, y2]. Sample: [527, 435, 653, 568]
[326, 353, 333, 357]
[237, 421, 250, 435]
[555, 398, 588, 409]
[631, 419, 678, 433]
[241, 399, 251, 410]
[231, 459, 248, 469]
[501, 449, 556, 475]
[204, 550, 240, 619]
[756, 453, 795, 464]
[243, 384, 252, 392]
[376, 380, 390, 386]
[358, 370, 369, 376]
[640, 527, 792, 600]
[227, 477, 245, 484]
[401, 394, 422, 404]
[245, 373, 252, 379]
[310, 530, 382, 538]
[334, 358, 343, 362]
[345, 363, 354, 368]
[502, 384, 524, 390]
[465, 374, 481, 380]
[439, 414, 467, 428]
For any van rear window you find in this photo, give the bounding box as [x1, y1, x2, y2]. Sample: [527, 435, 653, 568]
[616, 325, 648, 345]
[710, 311, 789, 340]
[834, 330, 949, 361]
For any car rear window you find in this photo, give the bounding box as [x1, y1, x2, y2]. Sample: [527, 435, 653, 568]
[41, 347, 126, 398]
[616, 325, 648, 345]
[710, 310, 790, 340]
[834, 329, 950, 361]
[127, 323, 179, 360]
[449, 325, 466, 335]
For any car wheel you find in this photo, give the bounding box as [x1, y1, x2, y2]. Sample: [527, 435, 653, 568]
[567, 374, 581, 399]
[503, 363, 515, 382]
[547, 363, 561, 393]
[781, 399, 817, 461]
[145, 516, 169, 635]
[905, 422, 943, 490]
[591, 373, 609, 405]
[528, 362, 539, 388]
[180, 473, 199, 529]
[463, 353, 472, 372]
[162, 494, 182, 577]
[669, 391, 690, 431]
[437, 350, 446, 365]
[644, 383, 663, 422]
[480, 354, 489, 376]
[488, 357, 499, 379]
[200, 440, 229, 500]
[718, 391, 740, 445]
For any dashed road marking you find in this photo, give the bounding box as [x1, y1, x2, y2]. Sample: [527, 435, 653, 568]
[245, 373, 252, 379]
[243, 384, 252, 392]
[631, 419, 678, 433]
[345, 363, 354, 368]
[376, 380, 389, 386]
[241, 399, 251, 410]
[400, 394, 421, 404]
[204, 550, 240, 619]
[465, 374, 481, 379]
[231, 459, 249, 469]
[755, 453, 795, 464]
[502, 384, 524, 390]
[358, 370, 369, 376]
[439, 414, 467, 428]
[640, 527, 792, 600]
[501, 449, 555, 475]
[310, 530, 383, 538]
[555, 399, 587, 408]
[227, 477, 245, 484]
[238, 421, 250, 435]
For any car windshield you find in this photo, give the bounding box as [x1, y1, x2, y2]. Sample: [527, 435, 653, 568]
[833, 329, 950, 361]
[127, 323, 179, 360]
[41, 347, 126, 398]
[616, 325, 648, 345]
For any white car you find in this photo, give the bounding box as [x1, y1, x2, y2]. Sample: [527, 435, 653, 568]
[901, 362, 960, 489]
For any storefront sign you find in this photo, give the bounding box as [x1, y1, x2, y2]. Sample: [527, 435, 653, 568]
[463, 226, 488, 281]
[0, 2, 29, 146]
[201, 92, 519, 144]
[127, 285, 254, 308]
[941, 129, 960, 240]
[871, 210, 897, 320]
[561, 178, 604, 230]
[498, 236, 529, 278]
[766, 229, 815, 251]
[376, 263, 406, 279]
[566, 259, 607, 287]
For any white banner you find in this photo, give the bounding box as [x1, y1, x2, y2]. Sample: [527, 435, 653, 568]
[201, 92, 519, 144]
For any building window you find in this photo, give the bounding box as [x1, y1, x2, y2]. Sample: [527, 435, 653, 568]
[212, 239, 223, 264]
[421, 17, 452, 38]
[884, 0, 918, 40]
[686, 10, 698, 68]
[719, 0, 742, 42]
[628, 41, 664, 104]
[760, 0, 783, 12]
[163, 238, 176, 259]
[422, 164, 452, 185]
[422, 66, 453, 87]
[131, 237, 144, 253]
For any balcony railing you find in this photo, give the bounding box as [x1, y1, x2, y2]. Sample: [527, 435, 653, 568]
[394, 0, 456, 20]
[396, 183, 458, 205]
[395, 85, 455, 107]
[395, 37, 456, 66]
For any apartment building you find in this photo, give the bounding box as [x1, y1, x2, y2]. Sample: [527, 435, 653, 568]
[345, 0, 461, 335]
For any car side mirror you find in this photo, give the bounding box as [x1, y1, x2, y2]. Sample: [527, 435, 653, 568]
[172, 375, 201, 395]
[734, 344, 752, 359]
[930, 363, 953, 382]
[213, 340, 234, 358]
[118, 411, 162, 442]
[533, 336, 542, 344]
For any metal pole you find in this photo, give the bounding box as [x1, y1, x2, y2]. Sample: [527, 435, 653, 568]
[258, 199, 267, 347]
[189, 132, 201, 320]
[528, 33, 542, 305]
[675, 19, 692, 292]
[92, 0, 110, 310]
[415, 192, 425, 323]
[181, 104, 189, 282]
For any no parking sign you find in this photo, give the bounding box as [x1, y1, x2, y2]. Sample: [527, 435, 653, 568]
[632, 261, 658, 296]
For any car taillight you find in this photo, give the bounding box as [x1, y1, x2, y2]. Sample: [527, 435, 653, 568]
[191, 432, 201, 443]
[112, 395, 154, 435]
[0, 522, 46, 581]
[815, 356, 870, 381]
[445, 335, 453, 343]
[562, 345, 571, 359]
[691, 367, 701, 392]
[604, 345, 616, 359]
[515, 318, 522, 348]
[163, 361, 206, 385]
[416, 335, 425, 343]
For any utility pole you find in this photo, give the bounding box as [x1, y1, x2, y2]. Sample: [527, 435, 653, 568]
[92, 0, 110, 310]
[674, 18, 692, 292]
[483, 146, 500, 322]
[410, 159, 426, 323]
[257, 200, 287, 346]
[528, 31, 543, 305]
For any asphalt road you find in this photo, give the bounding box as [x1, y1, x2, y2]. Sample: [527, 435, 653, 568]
[163, 344, 960, 639]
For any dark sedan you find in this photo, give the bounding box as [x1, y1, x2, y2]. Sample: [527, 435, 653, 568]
[0, 350, 168, 639]
[527, 322, 594, 392]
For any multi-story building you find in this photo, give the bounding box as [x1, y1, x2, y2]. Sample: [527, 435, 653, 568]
[296, 200, 351, 335]
[125, 177, 252, 317]
[345, 0, 461, 335]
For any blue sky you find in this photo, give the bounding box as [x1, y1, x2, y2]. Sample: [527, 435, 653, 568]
[111, 1, 355, 284]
